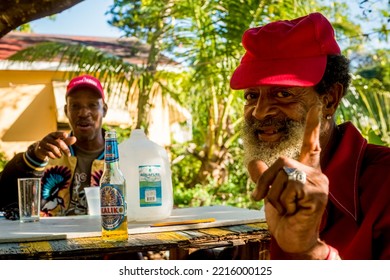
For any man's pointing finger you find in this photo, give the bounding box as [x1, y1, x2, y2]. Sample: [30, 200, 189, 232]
[298, 104, 322, 169]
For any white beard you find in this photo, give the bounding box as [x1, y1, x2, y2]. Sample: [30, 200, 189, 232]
[242, 119, 305, 168]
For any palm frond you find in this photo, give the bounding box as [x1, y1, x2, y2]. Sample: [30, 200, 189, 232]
[9, 41, 146, 101]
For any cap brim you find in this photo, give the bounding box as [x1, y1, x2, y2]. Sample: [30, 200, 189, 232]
[230, 56, 327, 89]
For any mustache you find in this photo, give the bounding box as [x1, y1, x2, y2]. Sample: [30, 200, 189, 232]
[248, 117, 294, 130]
[242, 117, 306, 168]
[76, 118, 94, 126]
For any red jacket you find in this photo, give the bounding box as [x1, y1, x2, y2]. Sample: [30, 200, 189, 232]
[271, 122, 390, 259]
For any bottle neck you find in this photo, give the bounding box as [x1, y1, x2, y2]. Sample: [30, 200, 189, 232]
[104, 137, 120, 169]
[104, 160, 120, 170]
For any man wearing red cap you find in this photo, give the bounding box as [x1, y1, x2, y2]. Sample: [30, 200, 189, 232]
[231, 12, 390, 259]
[0, 74, 108, 216]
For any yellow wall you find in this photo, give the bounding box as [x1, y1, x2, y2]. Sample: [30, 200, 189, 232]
[0, 70, 65, 158]
[0, 69, 191, 159]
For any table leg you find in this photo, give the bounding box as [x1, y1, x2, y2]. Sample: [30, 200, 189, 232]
[236, 240, 269, 260]
[169, 248, 192, 260]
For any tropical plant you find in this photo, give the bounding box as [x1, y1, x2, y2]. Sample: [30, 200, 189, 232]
[6, 0, 388, 209]
[0, 151, 8, 172]
[337, 49, 390, 146]
[165, 0, 361, 199]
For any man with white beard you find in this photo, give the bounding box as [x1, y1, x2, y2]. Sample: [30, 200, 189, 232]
[231, 12, 390, 259]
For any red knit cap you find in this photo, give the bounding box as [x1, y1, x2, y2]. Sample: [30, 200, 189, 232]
[230, 13, 341, 89]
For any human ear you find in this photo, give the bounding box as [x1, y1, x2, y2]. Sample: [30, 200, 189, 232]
[103, 103, 108, 117]
[64, 104, 69, 118]
[321, 83, 343, 118]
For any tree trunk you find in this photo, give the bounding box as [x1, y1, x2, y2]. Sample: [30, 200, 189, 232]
[0, 0, 83, 37]
[135, 17, 164, 131]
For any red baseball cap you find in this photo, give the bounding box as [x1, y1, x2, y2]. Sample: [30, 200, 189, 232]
[230, 13, 341, 89]
[66, 74, 105, 100]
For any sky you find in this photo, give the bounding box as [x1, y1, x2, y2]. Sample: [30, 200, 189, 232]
[31, 0, 122, 38]
[29, 0, 388, 48]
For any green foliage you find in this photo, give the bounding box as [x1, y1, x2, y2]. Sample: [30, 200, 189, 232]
[355, 49, 390, 88]
[0, 151, 8, 172]
[170, 142, 202, 190]
[4, 0, 390, 211]
[9, 42, 140, 84]
[173, 179, 262, 210]
[337, 75, 390, 146]
[171, 138, 262, 210]
[15, 23, 32, 33]
[102, 124, 132, 143]
[337, 49, 390, 146]
[103, 0, 390, 208]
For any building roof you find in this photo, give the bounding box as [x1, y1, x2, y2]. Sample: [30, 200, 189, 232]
[0, 31, 179, 68]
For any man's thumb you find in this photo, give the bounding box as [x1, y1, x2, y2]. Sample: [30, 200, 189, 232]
[64, 136, 77, 146]
[247, 159, 268, 183]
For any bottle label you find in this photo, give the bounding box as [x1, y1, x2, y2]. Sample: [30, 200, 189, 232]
[101, 184, 126, 230]
[138, 165, 162, 207]
[104, 138, 119, 162]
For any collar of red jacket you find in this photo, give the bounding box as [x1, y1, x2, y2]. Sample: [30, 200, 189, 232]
[323, 122, 367, 222]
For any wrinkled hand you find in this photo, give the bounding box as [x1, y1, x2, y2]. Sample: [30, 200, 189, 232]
[249, 105, 329, 258]
[34, 132, 77, 161]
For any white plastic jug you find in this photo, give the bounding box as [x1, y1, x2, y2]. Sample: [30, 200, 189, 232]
[119, 129, 173, 221]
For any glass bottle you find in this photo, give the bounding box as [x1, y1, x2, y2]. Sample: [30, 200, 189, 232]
[100, 130, 128, 241]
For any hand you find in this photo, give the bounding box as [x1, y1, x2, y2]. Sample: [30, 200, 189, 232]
[34, 132, 77, 161]
[249, 105, 329, 258]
